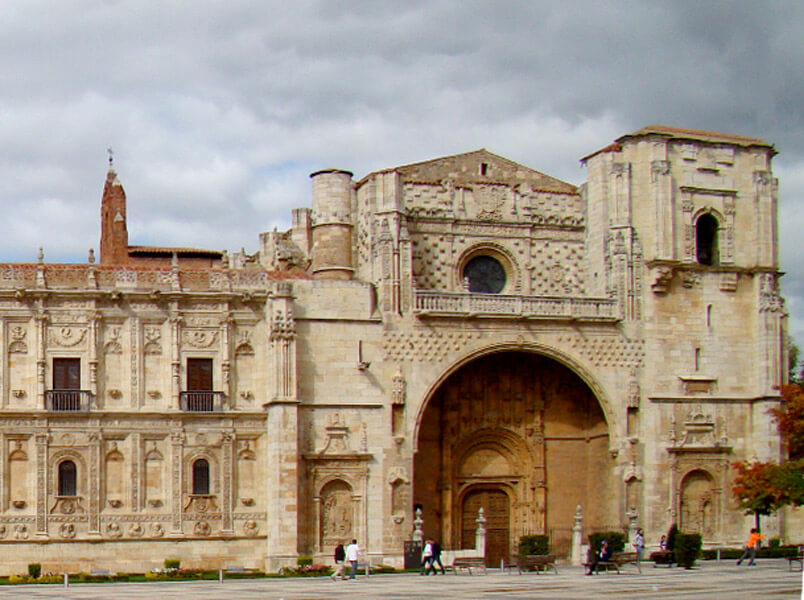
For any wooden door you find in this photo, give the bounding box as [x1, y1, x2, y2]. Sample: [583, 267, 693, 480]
[187, 358, 213, 391]
[53, 358, 80, 390]
[461, 488, 510, 566]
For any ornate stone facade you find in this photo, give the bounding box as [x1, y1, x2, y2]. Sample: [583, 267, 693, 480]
[0, 125, 792, 572]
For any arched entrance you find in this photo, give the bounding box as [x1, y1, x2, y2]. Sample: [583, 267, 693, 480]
[414, 351, 612, 561]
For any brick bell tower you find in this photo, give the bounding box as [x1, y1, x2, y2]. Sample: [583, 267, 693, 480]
[99, 153, 129, 265]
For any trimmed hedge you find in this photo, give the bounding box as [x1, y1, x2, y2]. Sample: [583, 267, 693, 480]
[518, 534, 550, 556]
[674, 533, 702, 569]
[701, 546, 800, 560]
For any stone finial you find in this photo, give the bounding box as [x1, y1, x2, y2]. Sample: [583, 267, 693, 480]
[88, 248, 95, 264]
[37, 247, 44, 263]
[412, 507, 423, 541]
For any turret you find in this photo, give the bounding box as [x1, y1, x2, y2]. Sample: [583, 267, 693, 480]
[99, 167, 129, 265]
[309, 169, 354, 280]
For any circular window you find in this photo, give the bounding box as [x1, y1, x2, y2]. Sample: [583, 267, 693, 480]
[463, 256, 506, 294]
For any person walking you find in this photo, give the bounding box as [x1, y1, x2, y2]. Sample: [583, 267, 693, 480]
[633, 528, 645, 562]
[331, 541, 346, 580]
[420, 539, 434, 575]
[736, 528, 765, 566]
[345, 538, 361, 579]
[431, 540, 446, 574]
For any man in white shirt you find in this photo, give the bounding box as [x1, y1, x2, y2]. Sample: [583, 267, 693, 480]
[345, 538, 360, 579]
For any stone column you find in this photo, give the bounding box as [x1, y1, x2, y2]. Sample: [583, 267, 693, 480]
[169, 312, 182, 409]
[34, 309, 47, 409]
[475, 508, 486, 556]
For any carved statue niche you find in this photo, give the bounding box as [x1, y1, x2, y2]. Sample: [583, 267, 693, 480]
[105, 442, 125, 508]
[319, 479, 354, 549]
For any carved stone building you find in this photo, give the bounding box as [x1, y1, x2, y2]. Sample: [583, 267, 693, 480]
[0, 125, 791, 572]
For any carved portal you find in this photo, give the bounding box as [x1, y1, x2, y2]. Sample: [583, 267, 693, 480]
[415, 351, 611, 565]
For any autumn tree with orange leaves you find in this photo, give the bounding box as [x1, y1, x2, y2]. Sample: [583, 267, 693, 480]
[732, 384, 804, 531]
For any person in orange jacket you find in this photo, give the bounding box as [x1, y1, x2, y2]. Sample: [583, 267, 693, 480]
[736, 528, 765, 566]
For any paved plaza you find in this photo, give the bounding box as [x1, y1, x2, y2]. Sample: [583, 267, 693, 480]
[0, 560, 801, 599]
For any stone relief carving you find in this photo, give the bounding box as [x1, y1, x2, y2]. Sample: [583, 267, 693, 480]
[243, 519, 259, 536]
[391, 369, 406, 406]
[8, 326, 28, 353]
[104, 326, 123, 354]
[318, 413, 358, 455]
[194, 520, 211, 536]
[558, 334, 645, 369]
[182, 330, 218, 349]
[383, 330, 479, 362]
[235, 330, 255, 356]
[143, 327, 162, 355]
[48, 327, 87, 347]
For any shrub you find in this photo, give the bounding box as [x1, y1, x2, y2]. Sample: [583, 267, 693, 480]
[674, 533, 702, 569]
[297, 555, 313, 567]
[666, 524, 679, 551]
[768, 537, 781, 549]
[518, 534, 550, 556]
[164, 559, 181, 570]
[587, 531, 626, 562]
[28, 563, 41, 579]
[8, 574, 31, 584]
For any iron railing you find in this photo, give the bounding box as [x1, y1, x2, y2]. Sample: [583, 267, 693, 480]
[45, 390, 91, 411]
[180, 391, 225, 412]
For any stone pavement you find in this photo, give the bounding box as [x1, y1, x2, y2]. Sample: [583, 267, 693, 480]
[3, 560, 802, 599]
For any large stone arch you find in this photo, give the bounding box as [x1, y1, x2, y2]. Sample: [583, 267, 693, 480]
[413, 346, 615, 562]
[412, 341, 616, 450]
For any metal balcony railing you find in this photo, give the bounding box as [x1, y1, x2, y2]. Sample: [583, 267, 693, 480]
[46, 390, 92, 411]
[180, 391, 225, 412]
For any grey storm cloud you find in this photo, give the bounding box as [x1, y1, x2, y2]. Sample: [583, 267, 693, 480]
[0, 0, 803, 347]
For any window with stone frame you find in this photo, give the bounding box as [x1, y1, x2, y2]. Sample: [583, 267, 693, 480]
[695, 213, 719, 265]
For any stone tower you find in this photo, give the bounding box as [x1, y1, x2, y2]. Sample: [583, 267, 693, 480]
[310, 168, 354, 280]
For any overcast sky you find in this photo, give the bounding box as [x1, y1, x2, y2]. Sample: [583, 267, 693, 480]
[1, 1, 802, 352]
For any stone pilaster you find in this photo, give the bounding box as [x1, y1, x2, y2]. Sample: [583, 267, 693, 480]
[35, 432, 49, 538]
[221, 431, 234, 534]
[88, 431, 102, 537]
[170, 428, 185, 535]
[651, 160, 673, 260]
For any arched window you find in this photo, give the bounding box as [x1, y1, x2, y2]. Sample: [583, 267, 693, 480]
[58, 460, 77, 496]
[696, 214, 719, 265]
[192, 458, 210, 495]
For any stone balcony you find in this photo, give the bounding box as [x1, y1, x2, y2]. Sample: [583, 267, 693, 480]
[413, 290, 619, 322]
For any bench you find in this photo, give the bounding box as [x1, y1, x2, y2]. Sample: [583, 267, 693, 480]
[585, 552, 641, 574]
[449, 557, 487, 575]
[503, 555, 558, 574]
[788, 547, 804, 572]
[649, 550, 675, 567]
